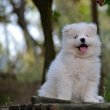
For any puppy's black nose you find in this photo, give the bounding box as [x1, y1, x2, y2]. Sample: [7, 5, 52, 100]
[80, 38, 85, 43]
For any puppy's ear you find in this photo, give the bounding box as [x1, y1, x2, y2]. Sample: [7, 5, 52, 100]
[62, 24, 72, 33]
[88, 23, 97, 34]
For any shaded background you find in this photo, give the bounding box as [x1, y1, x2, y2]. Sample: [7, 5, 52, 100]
[0, 0, 110, 105]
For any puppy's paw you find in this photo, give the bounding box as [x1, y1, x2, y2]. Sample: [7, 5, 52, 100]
[97, 96, 104, 103]
[84, 97, 100, 103]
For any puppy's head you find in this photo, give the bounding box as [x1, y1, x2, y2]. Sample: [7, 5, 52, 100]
[62, 23, 101, 57]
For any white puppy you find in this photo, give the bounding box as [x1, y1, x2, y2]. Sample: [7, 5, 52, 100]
[39, 22, 104, 103]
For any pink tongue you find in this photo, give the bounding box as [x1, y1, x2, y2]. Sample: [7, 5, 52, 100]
[79, 47, 87, 53]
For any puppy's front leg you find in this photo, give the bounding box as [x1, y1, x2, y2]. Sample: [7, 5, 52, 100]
[84, 82, 100, 103]
[57, 78, 72, 100]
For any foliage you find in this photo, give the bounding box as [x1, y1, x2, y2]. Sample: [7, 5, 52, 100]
[15, 51, 44, 82]
[0, 95, 12, 106]
[54, 0, 91, 38]
[102, 0, 110, 16]
[104, 0, 110, 4]
[105, 74, 110, 101]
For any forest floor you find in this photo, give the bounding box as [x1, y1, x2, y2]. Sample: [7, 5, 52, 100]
[0, 76, 41, 105]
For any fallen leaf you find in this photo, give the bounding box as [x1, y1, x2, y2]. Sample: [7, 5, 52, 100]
[96, 0, 105, 6]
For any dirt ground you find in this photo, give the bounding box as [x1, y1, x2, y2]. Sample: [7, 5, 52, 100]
[0, 77, 41, 105]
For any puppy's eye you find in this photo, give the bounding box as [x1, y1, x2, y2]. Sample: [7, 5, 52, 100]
[74, 36, 78, 39]
[85, 35, 89, 37]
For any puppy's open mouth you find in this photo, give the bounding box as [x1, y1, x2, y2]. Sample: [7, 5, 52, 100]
[77, 44, 88, 53]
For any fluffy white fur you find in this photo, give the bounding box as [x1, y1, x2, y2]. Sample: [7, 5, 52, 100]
[38, 22, 104, 103]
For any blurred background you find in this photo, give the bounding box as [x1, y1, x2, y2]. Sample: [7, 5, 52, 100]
[0, 0, 110, 105]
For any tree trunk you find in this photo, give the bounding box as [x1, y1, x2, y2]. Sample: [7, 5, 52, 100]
[11, 0, 39, 51]
[32, 0, 55, 84]
[91, 0, 104, 96]
[91, 0, 100, 34]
